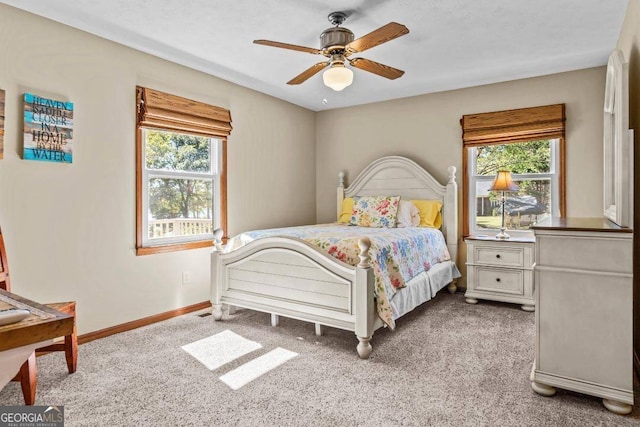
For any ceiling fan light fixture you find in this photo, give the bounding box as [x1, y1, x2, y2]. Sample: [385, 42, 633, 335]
[254, 14, 408, 88]
[323, 64, 353, 91]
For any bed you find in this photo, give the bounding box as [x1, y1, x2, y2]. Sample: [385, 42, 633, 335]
[211, 156, 459, 358]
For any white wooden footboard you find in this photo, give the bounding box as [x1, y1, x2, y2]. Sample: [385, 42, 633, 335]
[211, 235, 378, 358]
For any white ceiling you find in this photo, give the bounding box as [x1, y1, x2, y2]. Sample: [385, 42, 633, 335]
[0, 0, 629, 111]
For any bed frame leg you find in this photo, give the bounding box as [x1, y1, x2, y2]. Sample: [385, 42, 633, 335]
[447, 279, 458, 294]
[356, 336, 372, 359]
[212, 304, 223, 321]
[271, 314, 280, 327]
[211, 233, 225, 322]
[355, 238, 374, 360]
[315, 323, 323, 336]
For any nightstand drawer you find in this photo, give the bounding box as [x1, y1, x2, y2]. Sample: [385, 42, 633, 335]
[473, 246, 525, 268]
[474, 267, 524, 295]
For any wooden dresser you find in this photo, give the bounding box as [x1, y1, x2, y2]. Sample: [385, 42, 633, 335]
[531, 218, 633, 415]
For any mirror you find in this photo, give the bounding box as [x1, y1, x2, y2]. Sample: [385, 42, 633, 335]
[603, 49, 633, 227]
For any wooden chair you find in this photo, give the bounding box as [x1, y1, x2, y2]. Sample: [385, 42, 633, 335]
[0, 226, 77, 405]
[0, 226, 11, 291]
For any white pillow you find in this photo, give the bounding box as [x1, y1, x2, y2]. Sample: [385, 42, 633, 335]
[396, 200, 420, 228]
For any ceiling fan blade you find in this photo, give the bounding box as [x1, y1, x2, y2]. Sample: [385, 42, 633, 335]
[287, 62, 330, 85]
[349, 57, 405, 80]
[253, 39, 321, 55]
[346, 22, 409, 54]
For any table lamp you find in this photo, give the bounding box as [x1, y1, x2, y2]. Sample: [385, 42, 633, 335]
[489, 170, 520, 239]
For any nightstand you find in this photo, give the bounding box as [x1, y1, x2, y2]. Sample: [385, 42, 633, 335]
[464, 235, 535, 311]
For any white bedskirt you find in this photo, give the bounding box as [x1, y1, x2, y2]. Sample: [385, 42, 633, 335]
[390, 260, 460, 320]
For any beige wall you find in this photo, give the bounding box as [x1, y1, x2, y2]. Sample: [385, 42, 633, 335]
[316, 67, 607, 285]
[0, 5, 316, 334]
[616, 0, 640, 373]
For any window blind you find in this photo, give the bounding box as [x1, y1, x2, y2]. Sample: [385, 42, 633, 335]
[461, 104, 565, 146]
[136, 86, 232, 138]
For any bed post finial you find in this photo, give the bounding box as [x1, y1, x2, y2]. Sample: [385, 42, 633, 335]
[338, 171, 345, 188]
[357, 237, 371, 268]
[213, 228, 224, 251]
[448, 166, 457, 184]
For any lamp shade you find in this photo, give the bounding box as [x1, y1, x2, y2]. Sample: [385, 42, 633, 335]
[489, 170, 520, 192]
[323, 65, 353, 91]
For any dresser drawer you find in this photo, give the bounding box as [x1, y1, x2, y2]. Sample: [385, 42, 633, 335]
[473, 245, 525, 268]
[474, 266, 524, 295]
[537, 234, 632, 273]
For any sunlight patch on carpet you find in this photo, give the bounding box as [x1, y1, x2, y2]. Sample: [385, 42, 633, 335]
[219, 347, 298, 390]
[182, 330, 262, 370]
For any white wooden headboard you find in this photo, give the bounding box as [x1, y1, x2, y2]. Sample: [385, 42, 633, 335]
[336, 156, 458, 263]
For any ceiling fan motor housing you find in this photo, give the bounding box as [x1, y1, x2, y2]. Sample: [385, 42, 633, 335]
[320, 27, 354, 52]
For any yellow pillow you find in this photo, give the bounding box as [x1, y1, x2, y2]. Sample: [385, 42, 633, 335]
[338, 198, 354, 223]
[411, 200, 443, 228]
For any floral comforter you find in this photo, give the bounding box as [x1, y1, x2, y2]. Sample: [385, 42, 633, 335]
[225, 224, 453, 329]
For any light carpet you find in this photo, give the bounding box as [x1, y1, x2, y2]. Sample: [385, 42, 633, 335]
[0, 293, 638, 426]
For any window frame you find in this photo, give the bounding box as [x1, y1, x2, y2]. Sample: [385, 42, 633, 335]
[466, 138, 562, 238]
[135, 87, 230, 255]
[140, 129, 222, 248]
[461, 104, 566, 237]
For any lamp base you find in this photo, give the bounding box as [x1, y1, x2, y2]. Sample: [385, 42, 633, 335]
[495, 229, 510, 240]
[496, 192, 510, 240]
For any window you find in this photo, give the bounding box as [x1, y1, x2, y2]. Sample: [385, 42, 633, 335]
[136, 87, 232, 255]
[142, 130, 220, 246]
[467, 139, 560, 237]
[461, 104, 565, 237]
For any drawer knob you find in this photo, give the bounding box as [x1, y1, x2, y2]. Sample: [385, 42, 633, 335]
[496, 254, 501, 259]
[496, 278, 501, 282]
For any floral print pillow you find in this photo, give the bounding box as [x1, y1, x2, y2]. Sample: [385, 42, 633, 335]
[349, 196, 400, 228]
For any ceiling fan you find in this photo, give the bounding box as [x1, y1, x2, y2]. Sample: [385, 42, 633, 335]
[253, 11, 409, 91]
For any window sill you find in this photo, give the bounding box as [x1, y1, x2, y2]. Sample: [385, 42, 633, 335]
[136, 240, 213, 256]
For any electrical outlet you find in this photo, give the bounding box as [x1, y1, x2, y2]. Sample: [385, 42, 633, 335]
[182, 271, 191, 285]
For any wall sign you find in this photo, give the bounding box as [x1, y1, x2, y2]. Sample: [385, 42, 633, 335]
[23, 93, 73, 163]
